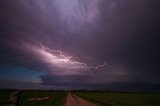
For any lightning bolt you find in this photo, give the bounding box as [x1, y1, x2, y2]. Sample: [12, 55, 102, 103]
[39, 42, 108, 72]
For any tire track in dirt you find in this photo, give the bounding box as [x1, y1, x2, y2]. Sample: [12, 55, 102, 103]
[64, 93, 97, 106]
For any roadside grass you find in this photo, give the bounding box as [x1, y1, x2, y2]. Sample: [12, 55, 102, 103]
[52, 92, 67, 106]
[75, 92, 160, 106]
[0, 89, 13, 101]
[19, 91, 67, 106]
[0, 90, 67, 106]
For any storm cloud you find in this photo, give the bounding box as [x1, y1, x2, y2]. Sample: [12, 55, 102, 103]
[0, 0, 160, 90]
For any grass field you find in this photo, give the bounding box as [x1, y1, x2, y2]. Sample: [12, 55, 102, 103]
[75, 92, 160, 106]
[0, 90, 13, 101]
[19, 91, 67, 106]
[0, 90, 67, 106]
[1, 90, 160, 106]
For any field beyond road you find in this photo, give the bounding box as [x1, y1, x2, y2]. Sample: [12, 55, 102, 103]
[0, 90, 67, 106]
[1, 89, 160, 106]
[75, 92, 160, 106]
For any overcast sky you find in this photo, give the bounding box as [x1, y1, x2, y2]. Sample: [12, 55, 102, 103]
[0, 0, 160, 91]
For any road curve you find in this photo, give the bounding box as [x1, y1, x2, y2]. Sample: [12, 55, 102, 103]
[64, 93, 97, 106]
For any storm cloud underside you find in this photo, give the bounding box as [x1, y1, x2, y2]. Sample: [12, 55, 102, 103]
[0, 0, 160, 90]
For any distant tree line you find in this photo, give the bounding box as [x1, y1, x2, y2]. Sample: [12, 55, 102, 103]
[0, 88, 159, 94]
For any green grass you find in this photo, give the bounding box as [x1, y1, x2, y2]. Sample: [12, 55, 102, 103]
[75, 92, 160, 106]
[0, 90, 13, 101]
[19, 91, 67, 106]
[2, 90, 159, 106]
[0, 90, 67, 106]
[52, 92, 67, 106]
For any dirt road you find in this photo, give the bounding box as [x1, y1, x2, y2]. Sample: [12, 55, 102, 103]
[64, 93, 97, 106]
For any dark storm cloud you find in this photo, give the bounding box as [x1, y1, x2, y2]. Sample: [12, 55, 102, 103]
[40, 74, 160, 92]
[0, 79, 54, 90]
[0, 0, 160, 89]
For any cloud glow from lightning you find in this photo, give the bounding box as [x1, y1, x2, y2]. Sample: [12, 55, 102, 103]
[39, 42, 107, 71]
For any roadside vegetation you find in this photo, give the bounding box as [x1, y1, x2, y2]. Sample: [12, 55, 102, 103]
[1, 89, 160, 106]
[19, 90, 67, 106]
[75, 92, 160, 106]
[0, 89, 67, 106]
[0, 89, 13, 101]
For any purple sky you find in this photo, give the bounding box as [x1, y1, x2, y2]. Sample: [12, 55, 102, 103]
[0, 0, 160, 90]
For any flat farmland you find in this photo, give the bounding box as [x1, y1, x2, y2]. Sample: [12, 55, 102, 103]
[19, 91, 67, 106]
[1, 90, 160, 106]
[0, 90, 13, 101]
[0, 90, 67, 106]
[75, 92, 160, 106]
